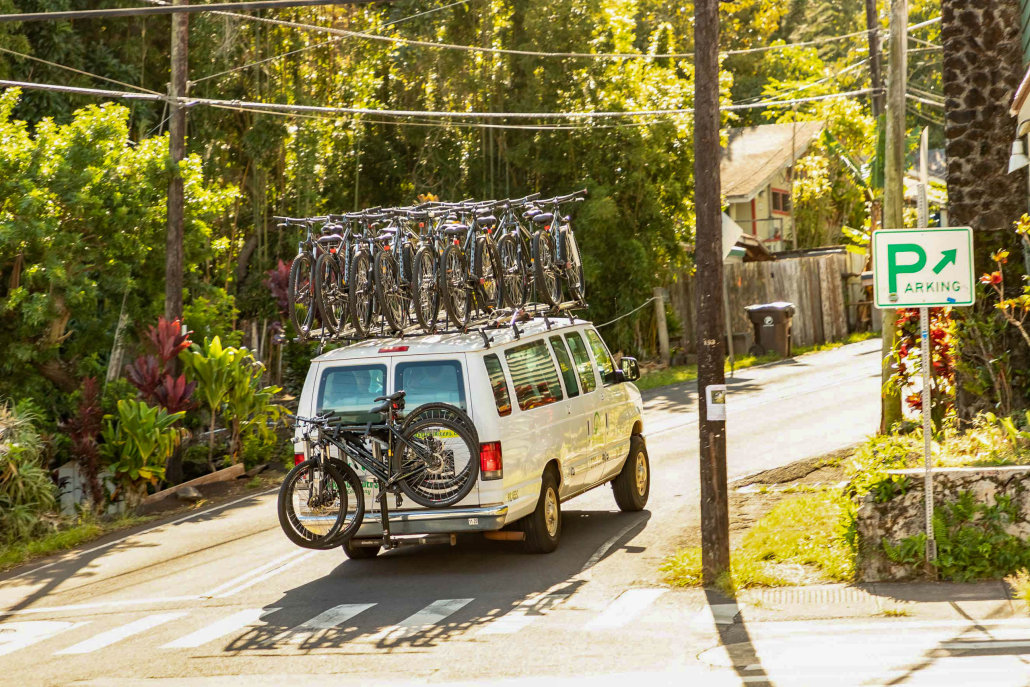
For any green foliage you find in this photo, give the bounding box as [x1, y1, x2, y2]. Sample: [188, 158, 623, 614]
[180, 336, 237, 469]
[223, 351, 284, 463]
[882, 532, 926, 566]
[99, 400, 185, 501]
[869, 474, 910, 503]
[843, 433, 913, 498]
[0, 401, 56, 543]
[183, 288, 243, 348]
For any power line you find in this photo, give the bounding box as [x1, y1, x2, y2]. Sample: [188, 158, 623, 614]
[905, 92, 943, 108]
[0, 46, 160, 94]
[0, 0, 376, 23]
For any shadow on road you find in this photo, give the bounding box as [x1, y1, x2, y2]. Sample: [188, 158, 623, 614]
[224, 509, 651, 654]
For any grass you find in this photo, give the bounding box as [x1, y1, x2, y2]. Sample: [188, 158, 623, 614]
[660, 490, 854, 595]
[634, 330, 878, 392]
[1007, 570, 1030, 612]
[881, 607, 912, 617]
[0, 512, 155, 572]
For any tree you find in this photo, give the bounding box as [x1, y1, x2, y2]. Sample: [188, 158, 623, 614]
[179, 336, 237, 471]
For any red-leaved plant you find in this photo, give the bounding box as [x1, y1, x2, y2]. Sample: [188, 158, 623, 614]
[125, 317, 196, 413]
[264, 259, 292, 319]
[63, 377, 105, 512]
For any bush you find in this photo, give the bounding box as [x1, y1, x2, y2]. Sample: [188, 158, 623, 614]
[0, 402, 57, 543]
[99, 400, 185, 507]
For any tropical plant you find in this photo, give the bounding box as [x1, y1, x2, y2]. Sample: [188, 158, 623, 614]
[980, 221, 1030, 350]
[125, 317, 196, 414]
[264, 260, 293, 320]
[63, 377, 106, 512]
[99, 400, 185, 507]
[223, 352, 284, 463]
[179, 336, 237, 470]
[0, 401, 56, 543]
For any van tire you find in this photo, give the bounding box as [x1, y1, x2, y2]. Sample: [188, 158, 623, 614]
[522, 471, 561, 554]
[612, 435, 649, 512]
[342, 539, 380, 560]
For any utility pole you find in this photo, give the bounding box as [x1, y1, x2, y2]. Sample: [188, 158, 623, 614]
[165, 0, 188, 322]
[654, 287, 671, 368]
[865, 0, 884, 119]
[880, 0, 906, 434]
[694, 0, 730, 585]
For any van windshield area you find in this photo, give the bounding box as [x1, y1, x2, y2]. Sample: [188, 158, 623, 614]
[317, 364, 387, 424]
[395, 360, 466, 413]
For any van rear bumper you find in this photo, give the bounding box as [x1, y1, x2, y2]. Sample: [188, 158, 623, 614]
[354, 503, 509, 538]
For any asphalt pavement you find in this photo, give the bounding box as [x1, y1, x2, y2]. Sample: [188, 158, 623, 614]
[4, 338, 1028, 686]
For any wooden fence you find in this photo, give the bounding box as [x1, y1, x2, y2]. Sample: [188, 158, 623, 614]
[668, 252, 852, 354]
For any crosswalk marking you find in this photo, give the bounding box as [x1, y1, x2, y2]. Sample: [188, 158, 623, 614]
[286, 604, 376, 644]
[584, 588, 666, 631]
[214, 552, 318, 598]
[377, 599, 473, 638]
[479, 594, 568, 635]
[55, 613, 187, 655]
[201, 552, 306, 598]
[0, 620, 89, 656]
[161, 608, 278, 649]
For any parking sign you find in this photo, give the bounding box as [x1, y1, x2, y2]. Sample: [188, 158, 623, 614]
[871, 227, 975, 308]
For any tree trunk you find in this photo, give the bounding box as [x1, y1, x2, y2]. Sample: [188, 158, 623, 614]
[207, 412, 217, 472]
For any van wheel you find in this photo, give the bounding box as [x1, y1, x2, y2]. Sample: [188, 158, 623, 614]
[342, 539, 381, 560]
[522, 471, 561, 554]
[612, 435, 649, 512]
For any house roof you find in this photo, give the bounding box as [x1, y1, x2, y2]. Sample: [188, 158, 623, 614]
[720, 121, 825, 202]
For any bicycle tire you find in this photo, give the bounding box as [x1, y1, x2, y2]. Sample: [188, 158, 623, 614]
[314, 252, 347, 334]
[349, 249, 374, 338]
[397, 416, 480, 508]
[400, 402, 478, 445]
[474, 236, 503, 312]
[412, 246, 439, 334]
[288, 252, 316, 336]
[440, 243, 471, 329]
[324, 459, 367, 546]
[497, 234, 527, 308]
[532, 231, 562, 306]
[375, 250, 407, 334]
[562, 229, 585, 302]
[277, 459, 348, 549]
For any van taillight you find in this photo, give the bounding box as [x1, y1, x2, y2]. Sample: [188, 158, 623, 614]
[294, 453, 305, 466]
[479, 442, 503, 480]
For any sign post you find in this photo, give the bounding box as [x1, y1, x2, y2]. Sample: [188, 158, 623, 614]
[872, 226, 974, 566]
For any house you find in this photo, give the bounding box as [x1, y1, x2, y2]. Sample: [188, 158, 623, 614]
[720, 121, 825, 253]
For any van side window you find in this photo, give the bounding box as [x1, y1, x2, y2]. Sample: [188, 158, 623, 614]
[483, 354, 512, 417]
[395, 360, 466, 412]
[585, 329, 617, 386]
[564, 331, 597, 393]
[549, 335, 580, 398]
[317, 364, 387, 423]
[504, 340, 564, 411]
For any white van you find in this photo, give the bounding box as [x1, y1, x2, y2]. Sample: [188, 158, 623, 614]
[294, 317, 649, 556]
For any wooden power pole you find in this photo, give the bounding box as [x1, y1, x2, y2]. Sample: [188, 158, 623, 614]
[694, 0, 730, 585]
[865, 0, 884, 119]
[880, 0, 906, 434]
[165, 0, 189, 322]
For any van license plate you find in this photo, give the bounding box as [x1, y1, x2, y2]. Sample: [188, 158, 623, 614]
[468, 518, 479, 526]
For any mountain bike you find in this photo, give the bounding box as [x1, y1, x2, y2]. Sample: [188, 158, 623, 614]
[435, 202, 503, 329]
[279, 216, 334, 338]
[525, 190, 588, 306]
[312, 217, 351, 335]
[277, 391, 479, 550]
[374, 210, 424, 334]
[346, 210, 388, 338]
[494, 193, 541, 308]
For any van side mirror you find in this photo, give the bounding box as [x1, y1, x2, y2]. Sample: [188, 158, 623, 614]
[620, 357, 640, 382]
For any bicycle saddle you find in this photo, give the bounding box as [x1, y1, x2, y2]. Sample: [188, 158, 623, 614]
[530, 212, 554, 225]
[475, 215, 497, 227]
[442, 224, 470, 235]
[371, 390, 406, 414]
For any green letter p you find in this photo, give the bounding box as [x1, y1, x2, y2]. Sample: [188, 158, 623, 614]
[887, 243, 926, 294]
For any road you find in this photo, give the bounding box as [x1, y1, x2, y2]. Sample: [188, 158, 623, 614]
[4, 338, 1028, 686]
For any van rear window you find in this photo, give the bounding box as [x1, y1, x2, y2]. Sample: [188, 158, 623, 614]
[317, 364, 387, 424]
[505, 340, 564, 411]
[483, 354, 512, 417]
[395, 360, 466, 411]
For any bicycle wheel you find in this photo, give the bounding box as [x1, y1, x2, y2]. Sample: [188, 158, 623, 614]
[401, 402, 478, 445]
[412, 246, 439, 334]
[497, 234, 527, 308]
[440, 243, 471, 329]
[532, 231, 562, 306]
[349, 249, 374, 338]
[474, 236, 503, 312]
[277, 458, 348, 549]
[397, 416, 480, 508]
[314, 252, 348, 334]
[562, 230, 585, 302]
[325, 460, 366, 546]
[375, 250, 407, 334]
[288, 252, 316, 336]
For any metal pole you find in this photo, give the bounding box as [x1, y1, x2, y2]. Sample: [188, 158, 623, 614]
[165, 0, 188, 323]
[694, 0, 730, 585]
[723, 274, 735, 376]
[920, 306, 936, 565]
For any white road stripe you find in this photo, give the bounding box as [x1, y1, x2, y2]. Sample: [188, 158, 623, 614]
[200, 551, 307, 598]
[214, 552, 318, 598]
[940, 640, 1030, 650]
[0, 620, 89, 656]
[161, 608, 278, 649]
[584, 589, 666, 631]
[55, 613, 187, 655]
[0, 596, 200, 617]
[286, 604, 376, 644]
[480, 594, 568, 635]
[377, 599, 473, 638]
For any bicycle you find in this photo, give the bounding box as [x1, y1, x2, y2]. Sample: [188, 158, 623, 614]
[434, 201, 503, 329]
[374, 210, 424, 334]
[493, 193, 541, 308]
[346, 210, 389, 338]
[280, 216, 337, 338]
[277, 391, 479, 550]
[525, 190, 588, 306]
[312, 217, 351, 335]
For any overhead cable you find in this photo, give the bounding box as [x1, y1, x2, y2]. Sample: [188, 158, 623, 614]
[0, 46, 160, 94]
[905, 92, 943, 109]
[0, 0, 374, 23]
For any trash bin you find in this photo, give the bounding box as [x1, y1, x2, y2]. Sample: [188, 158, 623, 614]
[744, 302, 795, 357]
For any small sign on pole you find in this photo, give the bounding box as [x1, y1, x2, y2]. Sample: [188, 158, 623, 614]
[872, 225, 975, 567]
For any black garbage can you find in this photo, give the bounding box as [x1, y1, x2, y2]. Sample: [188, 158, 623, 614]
[744, 302, 795, 357]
